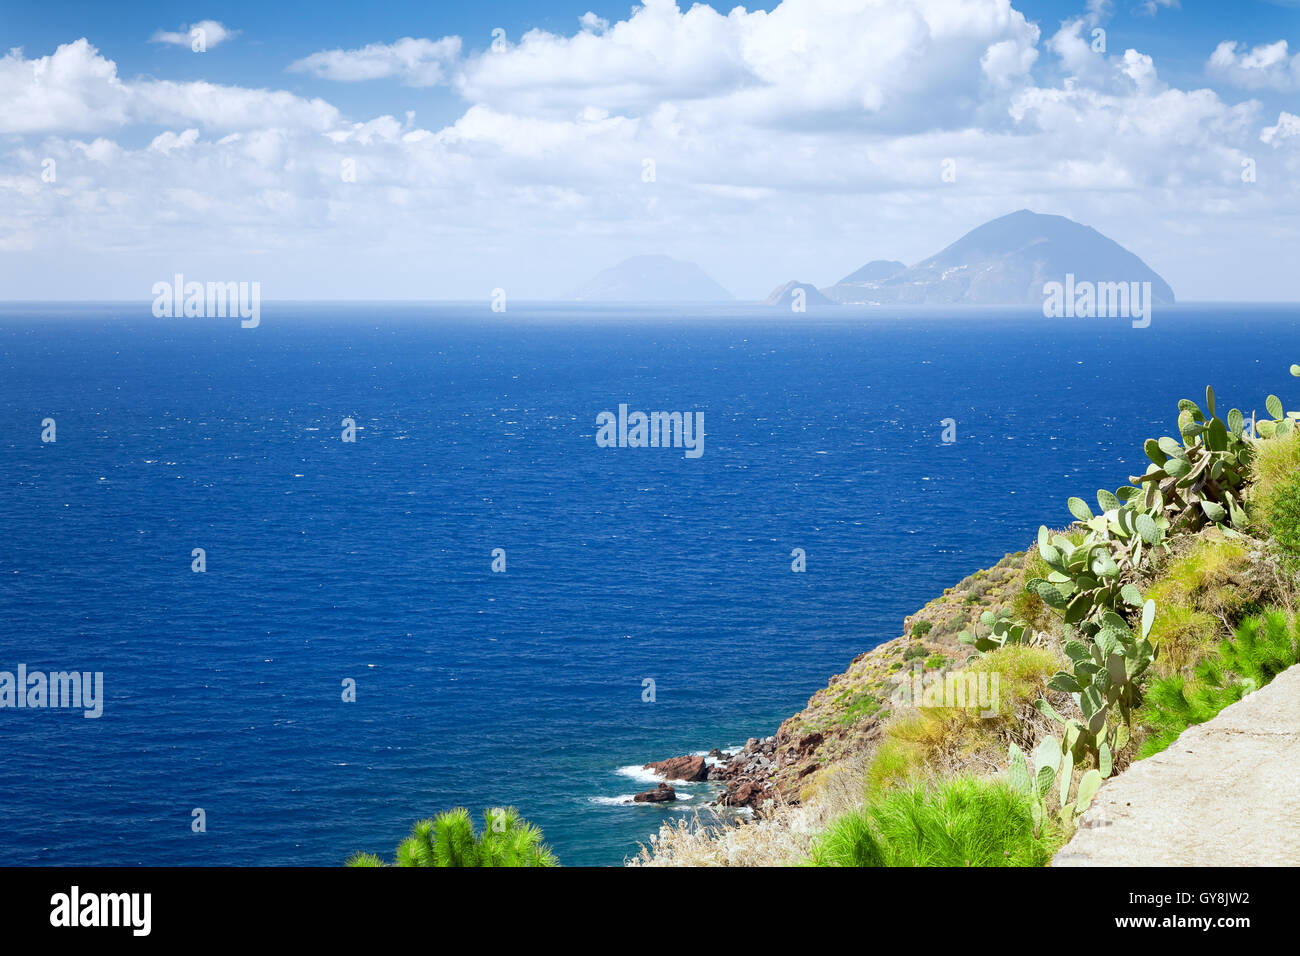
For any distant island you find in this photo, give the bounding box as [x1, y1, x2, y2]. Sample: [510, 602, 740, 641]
[569, 253, 734, 302]
[763, 281, 834, 310]
[817, 210, 1175, 307]
[575, 211, 1174, 309]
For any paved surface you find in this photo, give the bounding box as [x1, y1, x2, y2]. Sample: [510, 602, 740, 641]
[1054, 664, 1300, 866]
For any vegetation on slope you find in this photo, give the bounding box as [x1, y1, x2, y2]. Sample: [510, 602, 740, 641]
[636, 362, 1300, 867]
[1251, 431, 1300, 563]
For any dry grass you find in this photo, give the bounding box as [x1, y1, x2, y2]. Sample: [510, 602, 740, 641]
[628, 751, 874, 867]
[863, 644, 1069, 790]
[1143, 530, 1283, 676]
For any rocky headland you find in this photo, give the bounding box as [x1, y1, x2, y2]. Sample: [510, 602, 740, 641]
[639, 551, 1034, 813]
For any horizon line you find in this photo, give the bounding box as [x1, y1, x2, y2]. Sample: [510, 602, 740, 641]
[1, 298, 1298, 307]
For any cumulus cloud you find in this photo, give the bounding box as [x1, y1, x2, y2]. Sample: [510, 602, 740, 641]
[578, 12, 609, 34]
[1208, 40, 1300, 91]
[149, 128, 200, 153]
[1262, 111, 1300, 146]
[453, 0, 1040, 129]
[287, 36, 463, 86]
[1047, 17, 1110, 87]
[1, 0, 1298, 300]
[0, 39, 340, 134]
[150, 20, 239, 49]
[0, 38, 130, 133]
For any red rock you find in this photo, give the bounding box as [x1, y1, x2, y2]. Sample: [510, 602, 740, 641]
[644, 754, 709, 781]
[708, 760, 740, 781]
[633, 783, 677, 803]
[794, 731, 823, 759]
[718, 780, 771, 810]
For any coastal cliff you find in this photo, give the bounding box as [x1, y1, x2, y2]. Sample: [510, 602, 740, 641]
[632, 366, 1300, 866]
[639, 549, 1044, 813]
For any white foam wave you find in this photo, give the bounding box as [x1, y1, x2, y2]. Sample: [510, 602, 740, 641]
[615, 764, 667, 785]
[590, 791, 695, 807]
[590, 795, 637, 806]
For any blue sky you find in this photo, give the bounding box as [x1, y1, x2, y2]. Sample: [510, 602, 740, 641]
[3, 0, 1300, 300]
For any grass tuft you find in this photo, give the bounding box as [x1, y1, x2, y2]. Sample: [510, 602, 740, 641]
[806, 775, 1060, 867]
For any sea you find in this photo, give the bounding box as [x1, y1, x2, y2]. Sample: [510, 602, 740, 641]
[1, 301, 1296, 866]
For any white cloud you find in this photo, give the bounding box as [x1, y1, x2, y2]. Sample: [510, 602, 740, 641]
[149, 128, 199, 153]
[1262, 111, 1300, 146]
[0, 39, 340, 134]
[0, 39, 131, 133]
[288, 36, 462, 86]
[132, 78, 340, 131]
[983, 38, 1040, 89]
[1138, 0, 1180, 17]
[1208, 40, 1300, 91]
[1, 0, 1299, 301]
[453, 0, 1040, 130]
[1047, 18, 1110, 87]
[150, 20, 239, 49]
[1119, 49, 1160, 96]
[1084, 0, 1114, 26]
[579, 12, 609, 34]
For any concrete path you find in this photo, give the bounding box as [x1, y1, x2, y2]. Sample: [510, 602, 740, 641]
[1054, 664, 1300, 866]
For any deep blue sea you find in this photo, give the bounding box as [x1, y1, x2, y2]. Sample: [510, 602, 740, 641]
[1, 302, 1296, 866]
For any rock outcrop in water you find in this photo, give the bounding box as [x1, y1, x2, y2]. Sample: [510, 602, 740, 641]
[633, 784, 677, 803]
[643, 754, 709, 781]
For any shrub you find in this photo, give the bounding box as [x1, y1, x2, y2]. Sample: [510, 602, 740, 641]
[862, 707, 981, 795]
[1249, 431, 1300, 508]
[1140, 531, 1278, 677]
[1262, 475, 1300, 554]
[835, 690, 882, 726]
[806, 775, 1060, 867]
[1134, 674, 1242, 759]
[1249, 431, 1300, 555]
[911, 621, 933, 638]
[1216, 609, 1300, 687]
[346, 807, 558, 867]
[967, 644, 1086, 766]
[1136, 610, 1300, 758]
